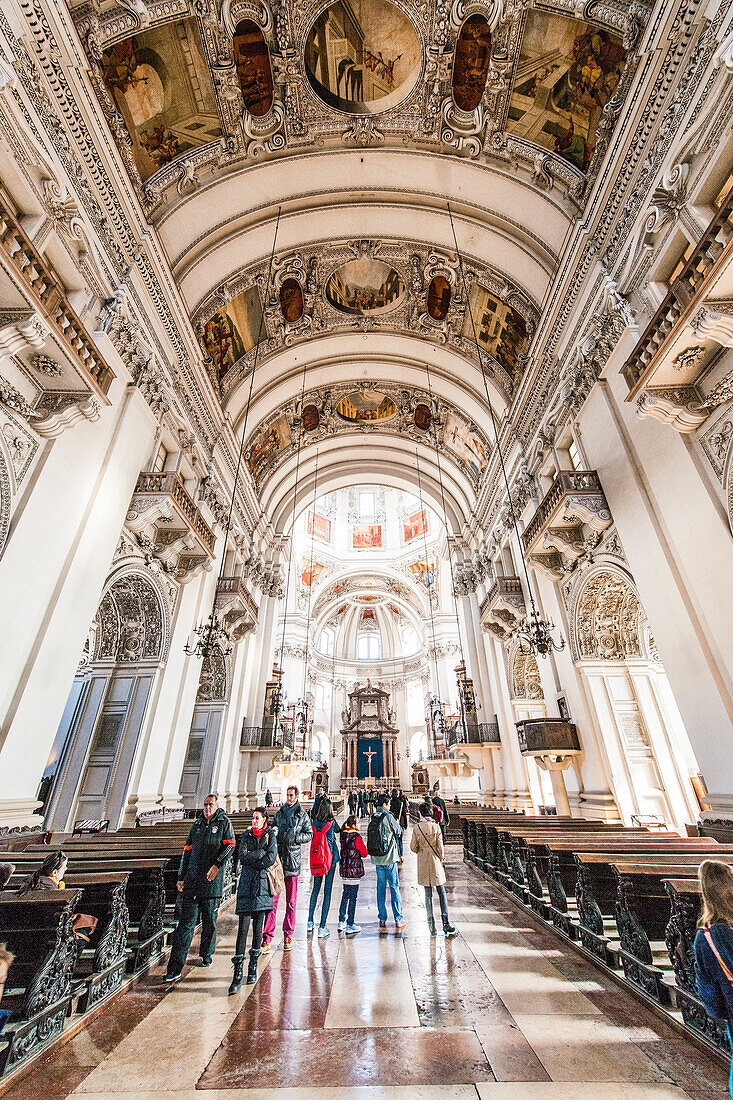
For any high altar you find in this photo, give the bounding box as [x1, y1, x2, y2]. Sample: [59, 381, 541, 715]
[340, 683, 398, 785]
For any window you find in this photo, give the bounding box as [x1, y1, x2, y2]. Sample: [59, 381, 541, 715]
[568, 440, 582, 471]
[358, 491, 375, 518]
[152, 444, 168, 473]
[318, 628, 334, 657]
[357, 633, 381, 660]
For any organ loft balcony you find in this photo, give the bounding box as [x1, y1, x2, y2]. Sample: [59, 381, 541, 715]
[125, 471, 216, 581]
[521, 470, 612, 579]
[622, 187, 733, 432]
[215, 575, 259, 641]
[480, 576, 526, 642]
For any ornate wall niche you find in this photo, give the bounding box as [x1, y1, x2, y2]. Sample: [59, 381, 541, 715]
[569, 564, 653, 663]
[509, 643, 544, 701]
[92, 567, 173, 665]
[196, 651, 230, 701]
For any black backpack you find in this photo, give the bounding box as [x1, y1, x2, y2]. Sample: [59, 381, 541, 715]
[367, 812, 390, 856]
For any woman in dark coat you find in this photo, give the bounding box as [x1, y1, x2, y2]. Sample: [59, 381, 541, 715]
[230, 806, 277, 993]
[693, 859, 733, 1097]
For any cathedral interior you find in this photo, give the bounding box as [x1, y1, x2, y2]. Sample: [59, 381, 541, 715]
[1, 0, 733, 1094]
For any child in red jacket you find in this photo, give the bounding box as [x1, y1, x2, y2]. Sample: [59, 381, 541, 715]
[338, 815, 368, 935]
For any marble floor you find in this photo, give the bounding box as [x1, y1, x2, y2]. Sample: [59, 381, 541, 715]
[2, 826, 728, 1100]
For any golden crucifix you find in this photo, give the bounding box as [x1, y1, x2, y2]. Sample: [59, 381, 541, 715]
[363, 746, 377, 779]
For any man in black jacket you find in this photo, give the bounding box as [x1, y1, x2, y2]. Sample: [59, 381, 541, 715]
[261, 784, 312, 952]
[165, 794, 235, 982]
[431, 782, 450, 842]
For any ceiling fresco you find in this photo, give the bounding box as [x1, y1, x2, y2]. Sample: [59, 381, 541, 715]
[78, 0, 648, 214]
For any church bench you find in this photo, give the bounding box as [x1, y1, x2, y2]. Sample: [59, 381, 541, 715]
[663, 877, 731, 1052]
[573, 852, 733, 996]
[0, 891, 82, 1074]
[9, 853, 169, 973]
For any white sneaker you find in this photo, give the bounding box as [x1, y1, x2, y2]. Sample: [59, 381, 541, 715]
[317, 926, 330, 939]
[345, 924, 361, 935]
[307, 920, 314, 932]
[337, 921, 346, 932]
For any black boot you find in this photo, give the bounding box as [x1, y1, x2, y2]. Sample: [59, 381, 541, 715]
[443, 921, 457, 937]
[246, 948, 260, 984]
[228, 955, 244, 995]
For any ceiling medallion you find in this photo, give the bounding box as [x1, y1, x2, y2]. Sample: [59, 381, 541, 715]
[303, 0, 421, 116]
[326, 258, 405, 316]
[336, 389, 397, 423]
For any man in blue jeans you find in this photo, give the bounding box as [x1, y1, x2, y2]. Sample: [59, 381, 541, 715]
[369, 794, 405, 932]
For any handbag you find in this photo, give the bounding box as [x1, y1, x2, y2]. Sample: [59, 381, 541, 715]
[266, 855, 285, 898]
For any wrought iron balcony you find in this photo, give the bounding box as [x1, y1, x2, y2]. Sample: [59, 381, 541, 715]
[240, 725, 264, 748]
[127, 471, 216, 580]
[448, 720, 500, 746]
[0, 195, 115, 398]
[622, 188, 733, 400]
[521, 471, 612, 579]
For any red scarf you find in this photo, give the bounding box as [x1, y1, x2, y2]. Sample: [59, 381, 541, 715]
[251, 824, 267, 838]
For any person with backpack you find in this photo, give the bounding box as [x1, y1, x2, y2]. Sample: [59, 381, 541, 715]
[229, 806, 278, 993]
[693, 859, 733, 1097]
[411, 803, 457, 937]
[368, 794, 405, 933]
[308, 797, 340, 938]
[337, 814, 368, 935]
[431, 783, 450, 842]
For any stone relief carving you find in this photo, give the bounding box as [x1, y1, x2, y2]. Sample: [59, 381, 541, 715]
[196, 651, 229, 701]
[572, 567, 647, 662]
[93, 571, 168, 663]
[510, 647, 544, 701]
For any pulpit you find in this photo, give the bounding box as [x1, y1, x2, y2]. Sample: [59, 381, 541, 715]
[341, 682, 398, 784]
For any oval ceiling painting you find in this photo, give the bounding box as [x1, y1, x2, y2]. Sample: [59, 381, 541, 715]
[426, 275, 451, 320]
[336, 390, 398, 423]
[301, 403, 320, 431]
[233, 20, 274, 117]
[304, 0, 421, 115]
[326, 258, 405, 315]
[452, 14, 491, 112]
[413, 403, 432, 431]
[280, 278, 304, 322]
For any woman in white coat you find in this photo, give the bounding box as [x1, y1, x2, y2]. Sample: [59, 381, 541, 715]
[410, 803, 457, 936]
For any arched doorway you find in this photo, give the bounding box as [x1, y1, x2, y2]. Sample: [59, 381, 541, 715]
[572, 566, 699, 828]
[179, 652, 229, 810]
[44, 570, 170, 830]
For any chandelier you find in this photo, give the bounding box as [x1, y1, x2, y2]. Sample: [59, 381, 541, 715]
[184, 611, 232, 660]
[517, 608, 565, 657]
[447, 203, 564, 659]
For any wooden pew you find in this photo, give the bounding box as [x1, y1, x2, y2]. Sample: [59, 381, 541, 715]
[0, 891, 82, 1073]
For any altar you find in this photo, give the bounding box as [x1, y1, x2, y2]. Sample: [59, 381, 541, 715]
[340, 682, 399, 785]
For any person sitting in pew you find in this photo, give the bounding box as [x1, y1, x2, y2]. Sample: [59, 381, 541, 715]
[0, 943, 14, 1034]
[0, 862, 15, 889]
[17, 852, 98, 947]
[693, 859, 733, 1099]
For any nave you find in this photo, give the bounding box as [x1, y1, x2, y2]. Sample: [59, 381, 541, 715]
[2, 830, 727, 1100]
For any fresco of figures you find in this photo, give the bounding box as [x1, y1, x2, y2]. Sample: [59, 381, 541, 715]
[352, 524, 383, 549]
[443, 413, 487, 481]
[508, 13, 627, 171]
[465, 284, 529, 374]
[246, 414, 291, 482]
[201, 287, 264, 382]
[301, 558, 327, 587]
[327, 260, 405, 316]
[337, 389, 398, 422]
[304, 0, 421, 114]
[403, 509, 428, 543]
[99, 20, 221, 182]
[408, 556, 436, 589]
[307, 511, 332, 543]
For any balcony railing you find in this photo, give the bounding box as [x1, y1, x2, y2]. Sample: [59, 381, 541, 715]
[216, 575, 258, 622]
[448, 721, 501, 746]
[0, 196, 115, 397]
[135, 471, 216, 556]
[240, 725, 264, 748]
[240, 723, 296, 751]
[522, 470, 605, 553]
[622, 188, 733, 395]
